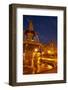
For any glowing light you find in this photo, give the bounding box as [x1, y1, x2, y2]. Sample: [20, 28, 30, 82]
[48, 50, 51, 54]
[34, 48, 38, 52]
[48, 65, 53, 69]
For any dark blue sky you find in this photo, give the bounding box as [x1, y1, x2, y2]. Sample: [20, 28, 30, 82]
[23, 15, 57, 44]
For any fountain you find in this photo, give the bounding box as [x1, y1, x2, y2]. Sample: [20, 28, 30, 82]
[23, 20, 57, 74]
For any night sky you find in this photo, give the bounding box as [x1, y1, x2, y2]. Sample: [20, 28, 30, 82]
[23, 15, 57, 44]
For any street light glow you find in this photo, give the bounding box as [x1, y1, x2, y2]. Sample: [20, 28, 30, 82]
[34, 48, 38, 52]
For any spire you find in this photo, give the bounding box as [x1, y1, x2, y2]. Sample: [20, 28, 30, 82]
[28, 20, 33, 31]
[24, 20, 39, 42]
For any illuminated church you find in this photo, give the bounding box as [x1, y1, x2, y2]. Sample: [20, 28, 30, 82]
[23, 20, 57, 74]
